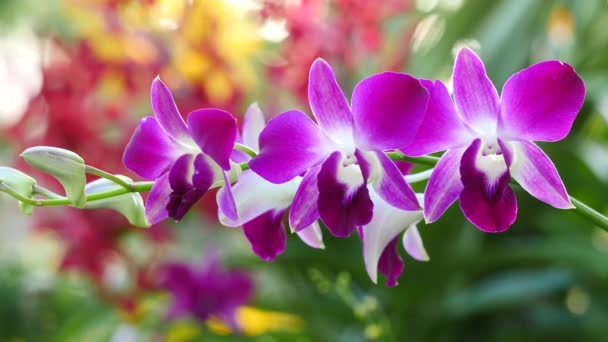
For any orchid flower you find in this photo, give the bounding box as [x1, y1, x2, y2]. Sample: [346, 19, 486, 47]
[219, 104, 324, 262]
[402, 48, 585, 232]
[249, 58, 429, 237]
[161, 255, 254, 329]
[359, 162, 429, 287]
[123, 77, 239, 224]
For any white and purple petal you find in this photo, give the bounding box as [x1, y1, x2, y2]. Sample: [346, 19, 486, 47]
[217, 171, 238, 222]
[402, 80, 474, 156]
[296, 222, 324, 249]
[459, 139, 517, 232]
[424, 148, 466, 223]
[351, 72, 429, 150]
[151, 77, 191, 142]
[360, 189, 423, 285]
[249, 110, 334, 183]
[498, 61, 585, 142]
[289, 165, 321, 232]
[308, 58, 355, 145]
[507, 140, 573, 209]
[242, 209, 287, 262]
[403, 224, 429, 262]
[318, 151, 373, 237]
[452, 48, 500, 133]
[219, 170, 298, 227]
[241, 102, 266, 152]
[122, 116, 183, 180]
[187, 109, 237, 171]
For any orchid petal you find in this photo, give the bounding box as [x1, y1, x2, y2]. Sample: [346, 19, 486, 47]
[318, 151, 373, 237]
[151, 77, 190, 141]
[377, 238, 404, 287]
[424, 148, 465, 223]
[168, 154, 194, 193]
[308, 58, 354, 144]
[145, 173, 171, 224]
[499, 61, 585, 142]
[166, 154, 212, 221]
[459, 139, 517, 232]
[187, 109, 237, 171]
[296, 222, 324, 249]
[508, 140, 573, 208]
[403, 224, 429, 262]
[249, 110, 333, 183]
[402, 80, 474, 156]
[289, 164, 321, 231]
[369, 151, 420, 210]
[217, 171, 238, 222]
[453, 48, 500, 132]
[219, 171, 298, 227]
[242, 209, 287, 262]
[123, 116, 182, 180]
[351, 72, 429, 150]
[242, 103, 265, 152]
[360, 189, 423, 284]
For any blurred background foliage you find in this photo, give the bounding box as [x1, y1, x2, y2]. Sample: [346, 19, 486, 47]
[1, 0, 608, 341]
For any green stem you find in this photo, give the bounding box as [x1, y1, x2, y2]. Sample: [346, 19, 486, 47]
[0, 181, 154, 207]
[570, 197, 608, 231]
[234, 143, 257, 158]
[32, 185, 63, 199]
[239, 162, 250, 171]
[85, 165, 133, 190]
[386, 151, 439, 167]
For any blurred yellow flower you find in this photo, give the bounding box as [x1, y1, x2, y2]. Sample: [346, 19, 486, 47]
[206, 306, 304, 336]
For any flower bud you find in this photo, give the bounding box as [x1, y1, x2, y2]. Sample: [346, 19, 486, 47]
[21, 146, 87, 207]
[84, 176, 149, 228]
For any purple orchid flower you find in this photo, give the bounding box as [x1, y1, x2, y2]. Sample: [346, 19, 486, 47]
[359, 162, 429, 287]
[249, 58, 429, 237]
[219, 104, 324, 262]
[161, 255, 254, 329]
[402, 48, 585, 232]
[123, 77, 239, 224]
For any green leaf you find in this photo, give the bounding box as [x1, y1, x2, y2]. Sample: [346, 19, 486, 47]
[20, 146, 87, 208]
[0, 166, 36, 214]
[84, 176, 149, 228]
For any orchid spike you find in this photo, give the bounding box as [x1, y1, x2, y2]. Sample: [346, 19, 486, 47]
[402, 48, 585, 232]
[249, 58, 429, 237]
[123, 77, 240, 224]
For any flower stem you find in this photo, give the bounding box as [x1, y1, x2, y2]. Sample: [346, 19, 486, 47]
[234, 143, 257, 158]
[85, 165, 134, 191]
[239, 162, 250, 171]
[404, 169, 433, 184]
[569, 196, 608, 232]
[0, 181, 154, 207]
[386, 151, 439, 167]
[32, 184, 63, 199]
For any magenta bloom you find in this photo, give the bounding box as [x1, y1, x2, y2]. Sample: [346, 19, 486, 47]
[123, 77, 238, 224]
[219, 104, 324, 262]
[250, 58, 429, 237]
[161, 256, 254, 328]
[402, 48, 585, 232]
